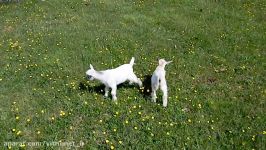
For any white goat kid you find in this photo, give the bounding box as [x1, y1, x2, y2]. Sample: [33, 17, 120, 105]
[151, 59, 172, 107]
[86, 57, 142, 101]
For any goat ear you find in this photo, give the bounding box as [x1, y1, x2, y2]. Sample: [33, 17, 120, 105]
[90, 64, 94, 70]
[166, 61, 172, 64]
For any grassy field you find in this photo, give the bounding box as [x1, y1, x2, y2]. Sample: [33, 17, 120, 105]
[0, 0, 265, 149]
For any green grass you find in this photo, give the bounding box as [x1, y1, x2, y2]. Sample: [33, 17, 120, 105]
[0, 0, 265, 149]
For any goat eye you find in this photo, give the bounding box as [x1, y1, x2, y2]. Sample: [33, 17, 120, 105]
[87, 75, 94, 80]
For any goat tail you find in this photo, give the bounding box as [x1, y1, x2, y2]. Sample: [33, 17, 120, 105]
[129, 57, 135, 66]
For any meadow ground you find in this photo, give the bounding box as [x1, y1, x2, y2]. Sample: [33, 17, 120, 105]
[0, 0, 265, 149]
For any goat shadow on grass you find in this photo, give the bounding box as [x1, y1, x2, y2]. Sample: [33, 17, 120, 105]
[79, 75, 166, 105]
[139, 75, 165, 105]
[78, 81, 139, 98]
[139, 75, 152, 100]
[79, 82, 105, 95]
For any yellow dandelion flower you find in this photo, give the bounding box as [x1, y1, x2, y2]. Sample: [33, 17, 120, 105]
[252, 135, 255, 141]
[263, 131, 266, 135]
[12, 128, 16, 132]
[134, 126, 138, 130]
[110, 145, 115, 150]
[27, 118, 31, 122]
[198, 104, 202, 108]
[19, 143, 26, 148]
[16, 130, 21, 135]
[60, 111, 65, 116]
[15, 116, 19, 120]
[37, 131, 41, 134]
[105, 140, 109, 143]
[118, 140, 122, 144]
[188, 119, 192, 123]
[99, 120, 103, 123]
[113, 128, 117, 132]
[125, 120, 129, 124]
